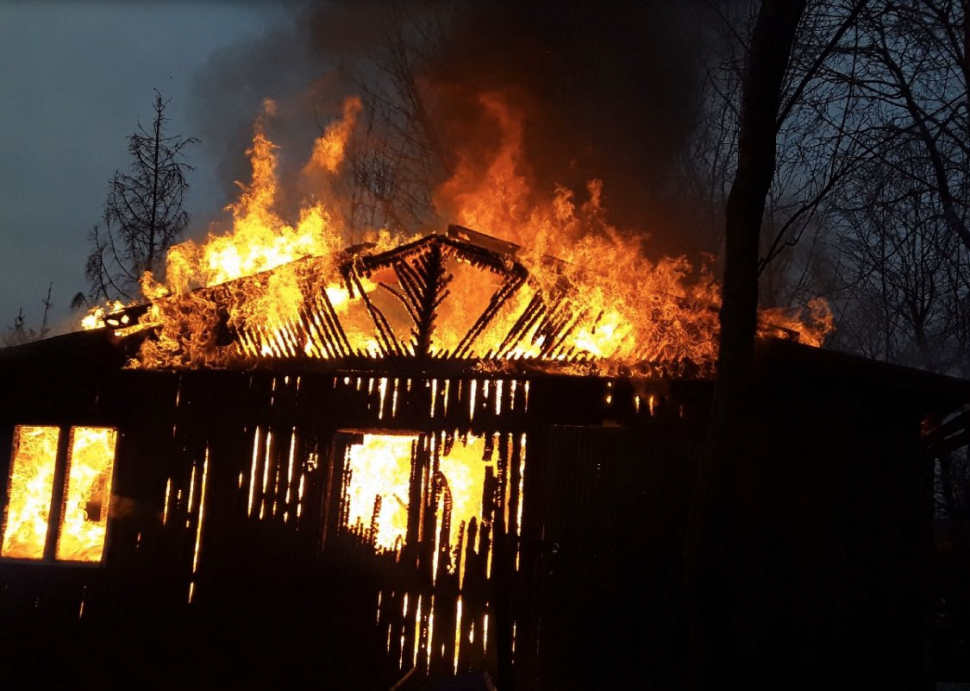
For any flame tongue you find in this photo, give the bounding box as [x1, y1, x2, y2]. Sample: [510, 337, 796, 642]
[164, 101, 346, 296]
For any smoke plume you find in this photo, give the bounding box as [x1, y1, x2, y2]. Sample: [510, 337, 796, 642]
[187, 0, 711, 257]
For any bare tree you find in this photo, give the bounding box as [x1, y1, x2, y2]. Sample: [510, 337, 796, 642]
[314, 2, 452, 242]
[3, 309, 34, 347]
[816, 0, 970, 373]
[680, 5, 970, 683]
[680, 0, 868, 315]
[807, 5, 970, 658]
[79, 91, 197, 304]
[829, 141, 966, 372]
[852, 0, 970, 251]
[684, 0, 970, 375]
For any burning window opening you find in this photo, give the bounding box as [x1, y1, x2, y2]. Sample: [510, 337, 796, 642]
[338, 428, 526, 676]
[2, 425, 117, 563]
[341, 433, 415, 551]
[55, 427, 117, 563]
[1, 425, 59, 560]
[339, 432, 504, 573]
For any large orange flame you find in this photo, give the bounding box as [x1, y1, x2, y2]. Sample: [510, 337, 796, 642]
[158, 99, 346, 295]
[85, 91, 832, 371]
[434, 94, 831, 366]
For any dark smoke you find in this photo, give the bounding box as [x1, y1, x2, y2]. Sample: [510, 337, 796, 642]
[426, 1, 706, 246]
[187, 0, 713, 257]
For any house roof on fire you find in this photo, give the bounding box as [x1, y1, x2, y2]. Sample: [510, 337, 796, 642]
[1, 227, 969, 418]
[67, 226, 723, 376]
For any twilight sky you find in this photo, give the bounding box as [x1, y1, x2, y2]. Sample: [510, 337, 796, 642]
[0, 1, 298, 334]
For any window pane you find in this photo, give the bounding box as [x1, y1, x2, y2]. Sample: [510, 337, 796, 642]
[1, 425, 60, 560]
[56, 427, 117, 563]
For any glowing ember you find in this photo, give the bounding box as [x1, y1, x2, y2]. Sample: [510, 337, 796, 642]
[1, 426, 59, 559]
[81, 300, 128, 330]
[56, 427, 117, 562]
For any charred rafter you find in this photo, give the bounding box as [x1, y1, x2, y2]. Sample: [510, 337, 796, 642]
[455, 269, 527, 359]
[344, 261, 405, 358]
[124, 230, 626, 370]
[353, 234, 530, 360]
[392, 240, 452, 357]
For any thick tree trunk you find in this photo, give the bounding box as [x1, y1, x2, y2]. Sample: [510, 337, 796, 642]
[685, 1, 806, 688]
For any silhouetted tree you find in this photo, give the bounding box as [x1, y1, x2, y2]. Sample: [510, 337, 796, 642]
[3, 283, 54, 346]
[681, 0, 867, 312]
[3, 309, 33, 347]
[812, 0, 970, 377]
[339, 3, 451, 240]
[685, 1, 808, 687]
[80, 91, 197, 304]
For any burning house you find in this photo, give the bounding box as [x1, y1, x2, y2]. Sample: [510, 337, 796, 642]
[1, 224, 967, 690]
[1, 101, 967, 690]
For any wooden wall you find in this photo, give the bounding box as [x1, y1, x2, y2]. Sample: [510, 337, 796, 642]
[0, 345, 936, 690]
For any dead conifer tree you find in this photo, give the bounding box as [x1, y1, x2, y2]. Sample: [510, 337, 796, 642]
[79, 91, 197, 304]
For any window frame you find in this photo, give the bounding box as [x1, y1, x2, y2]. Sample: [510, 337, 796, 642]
[0, 423, 118, 566]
